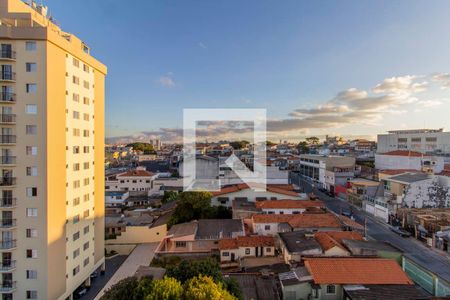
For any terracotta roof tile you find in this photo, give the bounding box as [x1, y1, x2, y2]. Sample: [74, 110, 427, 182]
[380, 150, 424, 157]
[255, 200, 324, 209]
[211, 183, 299, 197]
[219, 236, 275, 250]
[253, 213, 342, 229]
[305, 258, 413, 285]
[314, 231, 364, 251]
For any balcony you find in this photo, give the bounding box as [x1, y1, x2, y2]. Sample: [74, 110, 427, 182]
[0, 51, 15, 61]
[0, 157, 15, 165]
[0, 260, 15, 272]
[0, 281, 16, 293]
[0, 72, 15, 82]
[0, 115, 15, 124]
[0, 178, 15, 187]
[0, 198, 16, 208]
[0, 220, 16, 230]
[0, 136, 15, 145]
[0, 93, 15, 103]
[0, 240, 16, 249]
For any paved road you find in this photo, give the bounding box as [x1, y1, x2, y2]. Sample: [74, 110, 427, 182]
[297, 176, 450, 282]
[94, 243, 159, 300]
[80, 255, 127, 300]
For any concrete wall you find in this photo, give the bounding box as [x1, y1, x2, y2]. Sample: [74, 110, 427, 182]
[105, 224, 166, 245]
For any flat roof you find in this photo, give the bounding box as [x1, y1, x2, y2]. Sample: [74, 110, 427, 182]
[387, 173, 430, 184]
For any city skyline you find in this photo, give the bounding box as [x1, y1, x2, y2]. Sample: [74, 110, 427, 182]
[43, 0, 450, 142]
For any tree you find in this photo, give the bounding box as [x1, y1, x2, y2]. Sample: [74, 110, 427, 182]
[166, 257, 222, 284]
[168, 191, 213, 226]
[230, 140, 249, 150]
[146, 277, 183, 300]
[297, 141, 309, 154]
[305, 136, 320, 145]
[126, 142, 156, 154]
[223, 277, 243, 300]
[133, 276, 153, 300]
[162, 191, 178, 204]
[266, 141, 276, 147]
[101, 277, 139, 300]
[184, 276, 235, 300]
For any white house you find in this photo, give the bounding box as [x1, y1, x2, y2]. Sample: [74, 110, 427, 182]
[375, 150, 444, 174]
[255, 200, 324, 215]
[105, 167, 157, 196]
[218, 236, 275, 264]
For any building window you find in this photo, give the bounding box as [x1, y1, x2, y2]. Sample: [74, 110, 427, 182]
[26, 270, 37, 279]
[83, 242, 89, 251]
[84, 257, 90, 267]
[25, 41, 37, 51]
[26, 62, 37, 72]
[73, 248, 80, 259]
[26, 83, 37, 93]
[83, 146, 90, 153]
[73, 58, 79, 67]
[426, 137, 437, 142]
[83, 225, 90, 234]
[411, 137, 421, 142]
[245, 248, 250, 255]
[26, 125, 37, 135]
[397, 138, 407, 143]
[73, 128, 80, 137]
[72, 76, 79, 85]
[83, 81, 89, 89]
[26, 146, 38, 156]
[83, 64, 89, 73]
[73, 197, 80, 206]
[26, 208, 37, 217]
[83, 97, 90, 105]
[83, 129, 89, 137]
[73, 146, 80, 154]
[222, 252, 229, 256]
[26, 187, 37, 197]
[73, 180, 80, 188]
[73, 214, 80, 224]
[73, 265, 80, 276]
[73, 231, 80, 241]
[175, 241, 186, 248]
[73, 93, 80, 102]
[26, 104, 37, 114]
[83, 194, 90, 202]
[326, 285, 336, 294]
[73, 111, 79, 119]
[73, 163, 80, 171]
[26, 291, 38, 299]
[83, 209, 89, 218]
[264, 225, 271, 230]
[26, 228, 37, 238]
[83, 113, 89, 121]
[26, 166, 38, 176]
[266, 247, 272, 252]
[26, 249, 37, 258]
[83, 162, 90, 169]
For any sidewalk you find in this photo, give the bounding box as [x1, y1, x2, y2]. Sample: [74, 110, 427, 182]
[94, 243, 159, 300]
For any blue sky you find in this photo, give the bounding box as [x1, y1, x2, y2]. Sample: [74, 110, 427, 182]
[44, 0, 450, 141]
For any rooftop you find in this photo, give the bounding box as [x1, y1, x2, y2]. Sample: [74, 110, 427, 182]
[379, 150, 424, 157]
[219, 235, 275, 250]
[167, 221, 197, 237]
[227, 274, 280, 300]
[117, 169, 155, 177]
[253, 213, 343, 229]
[343, 284, 427, 300]
[255, 200, 324, 209]
[278, 231, 322, 253]
[196, 219, 244, 239]
[378, 169, 420, 176]
[211, 183, 299, 197]
[305, 258, 413, 285]
[387, 172, 430, 184]
[314, 231, 364, 251]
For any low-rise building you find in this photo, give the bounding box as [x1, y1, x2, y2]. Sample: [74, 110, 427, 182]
[105, 167, 157, 196]
[218, 236, 275, 265]
[278, 231, 322, 263]
[255, 199, 325, 215]
[314, 231, 364, 256]
[105, 191, 130, 207]
[375, 150, 445, 174]
[155, 219, 245, 256]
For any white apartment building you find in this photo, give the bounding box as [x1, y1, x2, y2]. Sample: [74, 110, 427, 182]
[105, 168, 157, 196]
[377, 129, 450, 155]
[375, 150, 445, 174]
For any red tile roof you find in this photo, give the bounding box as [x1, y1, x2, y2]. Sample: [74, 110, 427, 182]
[219, 236, 275, 250]
[314, 231, 363, 251]
[438, 170, 450, 177]
[255, 200, 324, 209]
[211, 183, 299, 197]
[305, 258, 413, 285]
[380, 150, 424, 157]
[253, 213, 342, 229]
[117, 170, 155, 177]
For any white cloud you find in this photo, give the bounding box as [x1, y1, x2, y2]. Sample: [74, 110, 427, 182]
[157, 75, 175, 87]
[432, 72, 450, 89]
[417, 99, 443, 107]
[372, 75, 427, 94]
[198, 42, 207, 50]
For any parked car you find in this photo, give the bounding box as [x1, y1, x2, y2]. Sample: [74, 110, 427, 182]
[391, 226, 411, 237]
[90, 271, 98, 279]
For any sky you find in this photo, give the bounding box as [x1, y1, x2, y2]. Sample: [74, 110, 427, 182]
[43, 0, 450, 142]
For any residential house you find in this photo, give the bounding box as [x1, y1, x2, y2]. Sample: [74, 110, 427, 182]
[155, 219, 245, 256]
[105, 167, 157, 196]
[375, 150, 445, 174]
[256, 199, 325, 215]
[211, 183, 304, 207]
[252, 213, 343, 235]
[278, 231, 322, 263]
[105, 191, 129, 207]
[218, 236, 275, 264]
[314, 231, 364, 256]
[280, 258, 414, 300]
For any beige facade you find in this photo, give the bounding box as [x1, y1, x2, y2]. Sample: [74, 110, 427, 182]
[0, 0, 106, 299]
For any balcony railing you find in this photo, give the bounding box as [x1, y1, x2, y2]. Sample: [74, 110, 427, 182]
[0, 136, 16, 144]
[0, 198, 16, 208]
[0, 115, 15, 124]
[0, 51, 15, 60]
[0, 260, 15, 272]
[0, 281, 16, 292]
[0, 93, 15, 103]
[0, 157, 15, 165]
[0, 178, 15, 187]
[0, 72, 15, 82]
[0, 220, 16, 229]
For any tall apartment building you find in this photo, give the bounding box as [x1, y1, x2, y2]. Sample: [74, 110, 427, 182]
[0, 0, 106, 299]
[377, 129, 450, 155]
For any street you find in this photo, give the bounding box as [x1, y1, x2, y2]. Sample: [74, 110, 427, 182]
[298, 176, 450, 283]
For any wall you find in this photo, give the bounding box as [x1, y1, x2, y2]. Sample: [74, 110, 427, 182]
[105, 224, 166, 245]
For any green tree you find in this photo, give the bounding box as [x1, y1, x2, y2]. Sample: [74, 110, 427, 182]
[168, 191, 213, 226]
[230, 140, 249, 150]
[162, 191, 178, 204]
[146, 277, 183, 300]
[184, 276, 236, 300]
[224, 277, 243, 300]
[101, 277, 139, 300]
[297, 141, 310, 154]
[133, 276, 153, 300]
[305, 136, 320, 145]
[126, 142, 156, 154]
[166, 257, 222, 284]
